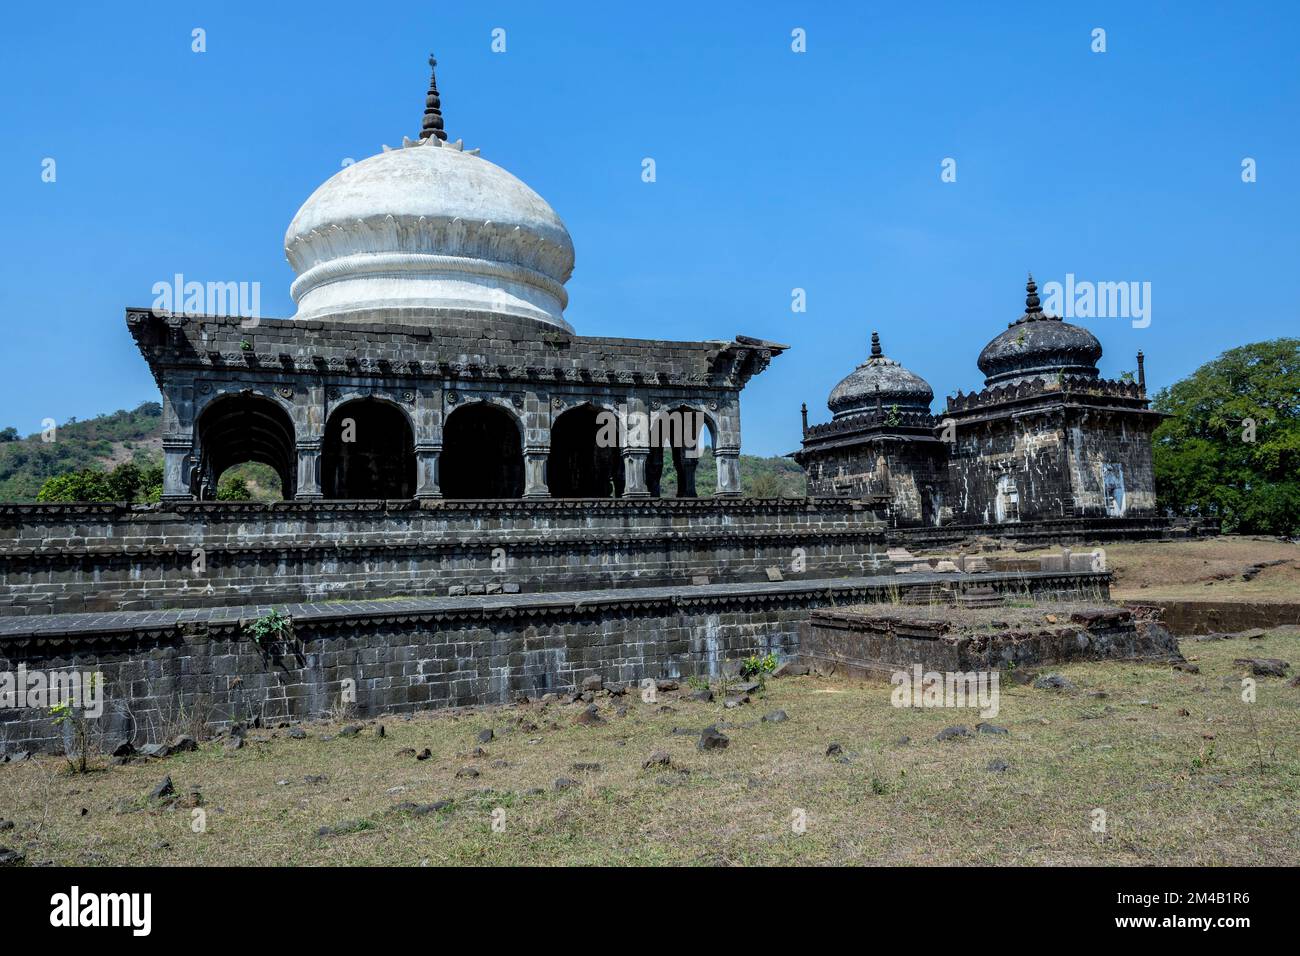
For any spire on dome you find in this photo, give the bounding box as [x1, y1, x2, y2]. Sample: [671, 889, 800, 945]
[420, 54, 447, 142]
[1025, 272, 1042, 316]
[870, 331, 883, 358]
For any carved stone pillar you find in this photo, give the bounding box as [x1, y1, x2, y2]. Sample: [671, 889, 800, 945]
[523, 446, 550, 498]
[295, 439, 323, 500]
[715, 447, 742, 497]
[674, 446, 699, 498]
[621, 447, 651, 498]
[162, 437, 195, 501]
[414, 442, 442, 499]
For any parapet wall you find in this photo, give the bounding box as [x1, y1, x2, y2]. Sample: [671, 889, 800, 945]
[0, 498, 886, 616]
[0, 569, 1110, 752]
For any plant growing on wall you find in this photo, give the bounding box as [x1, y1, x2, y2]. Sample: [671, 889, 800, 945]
[246, 608, 293, 645]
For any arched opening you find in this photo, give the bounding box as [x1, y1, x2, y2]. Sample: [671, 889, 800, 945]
[195, 393, 296, 501]
[548, 404, 624, 498]
[442, 402, 524, 498]
[322, 399, 415, 499]
[649, 406, 714, 498]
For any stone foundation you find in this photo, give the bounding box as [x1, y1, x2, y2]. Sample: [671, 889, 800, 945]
[800, 602, 1181, 678]
[0, 570, 1107, 753]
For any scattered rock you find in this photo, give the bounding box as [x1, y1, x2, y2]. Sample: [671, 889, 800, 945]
[976, 723, 1009, 736]
[524, 787, 545, 796]
[690, 689, 714, 702]
[455, 767, 480, 779]
[656, 679, 679, 692]
[643, 750, 671, 769]
[106, 739, 135, 759]
[762, 710, 789, 723]
[415, 748, 432, 761]
[936, 725, 972, 742]
[580, 675, 603, 693]
[1033, 674, 1074, 691]
[1238, 628, 1268, 640]
[1234, 658, 1290, 677]
[338, 724, 364, 738]
[825, 742, 844, 756]
[698, 726, 730, 751]
[571, 762, 601, 772]
[893, 736, 911, 746]
[304, 774, 328, 785]
[1173, 662, 1200, 674]
[392, 800, 451, 816]
[0, 847, 24, 867]
[772, 662, 809, 678]
[148, 776, 175, 801]
[376, 724, 385, 738]
[723, 696, 749, 709]
[170, 735, 198, 753]
[553, 777, 580, 790]
[606, 682, 627, 696]
[137, 743, 170, 759]
[289, 727, 308, 739]
[470, 746, 488, 758]
[575, 704, 605, 726]
[0, 820, 13, 832]
[223, 736, 244, 752]
[987, 758, 1010, 773]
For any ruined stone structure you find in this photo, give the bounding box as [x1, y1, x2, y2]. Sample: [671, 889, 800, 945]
[136, 57, 784, 505]
[796, 277, 1167, 528]
[0, 58, 1155, 753]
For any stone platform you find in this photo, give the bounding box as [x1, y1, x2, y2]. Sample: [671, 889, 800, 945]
[0, 569, 1108, 752]
[800, 601, 1182, 678]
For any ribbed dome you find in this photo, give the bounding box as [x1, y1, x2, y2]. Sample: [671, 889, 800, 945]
[977, 276, 1101, 387]
[283, 58, 574, 330]
[828, 332, 934, 419]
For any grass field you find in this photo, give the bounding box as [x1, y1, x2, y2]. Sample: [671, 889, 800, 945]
[2, 629, 1296, 867]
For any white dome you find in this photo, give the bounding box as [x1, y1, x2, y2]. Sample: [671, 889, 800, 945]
[284, 138, 575, 330]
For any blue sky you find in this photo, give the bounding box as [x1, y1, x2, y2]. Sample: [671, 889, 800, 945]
[2, 0, 1297, 456]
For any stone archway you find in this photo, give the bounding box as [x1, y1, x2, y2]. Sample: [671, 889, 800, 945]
[441, 402, 525, 498]
[649, 405, 713, 498]
[322, 399, 415, 499]
[548, 404, 624, 498]
[195, 393, 296, 500]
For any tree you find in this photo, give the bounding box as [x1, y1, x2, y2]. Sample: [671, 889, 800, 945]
[0, 427, 17, 443]
[1151, 338, 1300, 535]
[217, 473, 253, 501]
[35, 460, 164, 503]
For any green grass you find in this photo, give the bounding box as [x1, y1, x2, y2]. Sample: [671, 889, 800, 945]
[1, 632, 1296, 866]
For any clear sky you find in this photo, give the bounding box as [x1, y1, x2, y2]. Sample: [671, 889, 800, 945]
[2, 0, 1296, 456]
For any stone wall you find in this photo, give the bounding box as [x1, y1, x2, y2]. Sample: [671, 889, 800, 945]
[800, 603, 1180, 678]
[0, 499, 886, 616]
[0, 570, 1109, 753]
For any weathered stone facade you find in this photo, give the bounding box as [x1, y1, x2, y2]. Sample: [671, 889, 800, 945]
[0, 498, 885, 616]
[0, 569, 1109, 752]
[796, 278, 1166, 528]
[131, 309, 783, 504]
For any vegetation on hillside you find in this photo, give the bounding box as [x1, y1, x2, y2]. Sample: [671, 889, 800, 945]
[1152, 338, 1300, 536]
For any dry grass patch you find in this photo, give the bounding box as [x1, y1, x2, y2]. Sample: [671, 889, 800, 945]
[1, 632, 1297, 866]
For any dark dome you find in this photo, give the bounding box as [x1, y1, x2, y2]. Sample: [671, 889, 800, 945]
[977, 275, 1102, 387]
[828, 332, 933, 419]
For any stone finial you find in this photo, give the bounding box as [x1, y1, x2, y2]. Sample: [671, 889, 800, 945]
[801, 402, 809, 436]
[420, 53, 448, 142]
[1025, 272, 1042, 315]
[1137, 349, 1146, 391]
[870, 330, 883, 358]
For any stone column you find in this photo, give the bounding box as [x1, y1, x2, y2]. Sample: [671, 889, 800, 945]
[161, 438, 194, 501]
[621, 447, 651, 498]
[294, 439, 323, 500]
[523, 445, 550, 498]
[675, 448, 699, 498]
[715, 446, 742, 497]
[414, 442, 442, 499]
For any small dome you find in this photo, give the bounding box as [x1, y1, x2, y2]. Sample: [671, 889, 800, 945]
[283, 57, 574, 330]
[977, 275, 1102, 386]
[828, 332, 934, 419]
